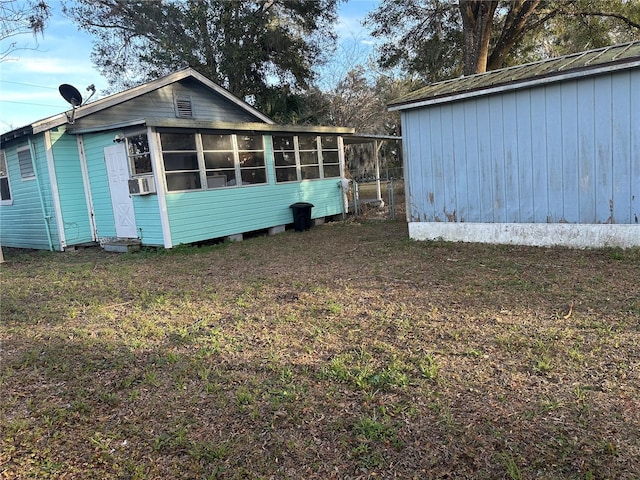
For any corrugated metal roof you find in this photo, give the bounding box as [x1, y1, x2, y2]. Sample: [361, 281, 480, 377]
[389, 41, 640, 111]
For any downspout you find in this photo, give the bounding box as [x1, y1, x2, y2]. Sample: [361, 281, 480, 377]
[28, 136, 54, 251]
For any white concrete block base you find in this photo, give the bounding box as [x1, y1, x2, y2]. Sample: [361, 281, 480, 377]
[409, 222, 640, 249]
[226, 234, 243, 243]
[269, 225, 286, 235]
[313, 217, 325, 226]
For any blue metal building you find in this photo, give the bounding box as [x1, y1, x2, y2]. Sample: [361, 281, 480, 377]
[389, 42, 640, 248]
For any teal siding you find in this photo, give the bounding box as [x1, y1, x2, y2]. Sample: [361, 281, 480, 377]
[82, 131, 164, 245]
[81, 132, 117, 239]
[132, 194, 164, 246]
[0, 134, 60, 250]
[166, 179, 342, 245]
[50, 128, 94, 246]
[165, 132, 343, 245]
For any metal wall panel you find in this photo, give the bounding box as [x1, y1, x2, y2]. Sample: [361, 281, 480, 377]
[403, 69, 640, 226]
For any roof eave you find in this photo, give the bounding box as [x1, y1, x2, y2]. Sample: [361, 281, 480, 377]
[145, 117, 354, 134]
[389, 59, 640, 112]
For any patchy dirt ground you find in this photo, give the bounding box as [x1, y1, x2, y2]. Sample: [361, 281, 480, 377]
[1, 220, 639, 479]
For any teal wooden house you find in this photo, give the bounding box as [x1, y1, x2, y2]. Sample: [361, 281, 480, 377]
[0, 69, 354, 250]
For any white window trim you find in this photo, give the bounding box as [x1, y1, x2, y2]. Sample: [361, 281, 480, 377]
[0, 149, 12, 205]
[273, 135, 341, 183]
[160, 132, 268, 193]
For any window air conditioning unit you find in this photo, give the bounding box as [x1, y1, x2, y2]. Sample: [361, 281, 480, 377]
[128, 175, 157, 195]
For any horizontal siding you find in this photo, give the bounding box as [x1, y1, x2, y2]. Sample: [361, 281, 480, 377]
[0, 135, 60, 249]
[166, 179, 343, 245]
[81, 132, 117, 239]
[73, 80, 259, 130]
[404, 68, 640, 225]
[50, 128, 94, 245]
[132, 194, 164, 245]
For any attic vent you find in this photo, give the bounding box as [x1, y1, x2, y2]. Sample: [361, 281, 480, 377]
[175, 96, 193, 118]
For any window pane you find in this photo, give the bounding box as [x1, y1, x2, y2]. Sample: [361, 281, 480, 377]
[166, 172, 201, 191]
[322, 150, 339, 164]
[207, 170, 235, 188]
[276, 167, 298, 182]
[131, 154, 152, 175]
[323, 164, 341, 178]
[239, 151, 265, 168]
[299, 151, 318, 166]
[202, 134, 232, 150]
[241, 168, 267, 185]
[301, 166, 320, 180]
[163, 152, 198, 171]
[274, 151, 295, 167]
[160, 133, 196, 150]
[237, 135, 263, 151]
[321, 136, 338, 148]
[204, 152, 234, 169]
[127, 134, 149, 156]
[298, 136, 317, 150]
[273, 135, 294, 150]
[1, 178, 10, 200]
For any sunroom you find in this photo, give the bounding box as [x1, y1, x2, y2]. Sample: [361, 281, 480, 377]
[92, 120, 354, 248]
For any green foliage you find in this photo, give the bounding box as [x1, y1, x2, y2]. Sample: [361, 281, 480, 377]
[64, 0, 339, 104]
[367, 0, 640, 80]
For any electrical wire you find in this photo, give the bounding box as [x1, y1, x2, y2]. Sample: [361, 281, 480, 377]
[0, 99, 62, 108]
[0, 80, 58, 90]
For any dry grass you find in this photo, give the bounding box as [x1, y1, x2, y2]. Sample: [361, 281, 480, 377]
[1, 220, 639, 479]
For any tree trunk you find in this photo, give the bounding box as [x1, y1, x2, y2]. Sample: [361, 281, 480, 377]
[487, 0, 543, 70]
[459, 0, 499, 75]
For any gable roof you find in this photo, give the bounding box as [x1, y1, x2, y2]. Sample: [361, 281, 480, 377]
[389, 41, 640, 111]
[1, 68, 274, 143]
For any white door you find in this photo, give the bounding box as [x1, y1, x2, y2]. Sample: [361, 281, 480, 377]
[104, 144, 138, 239]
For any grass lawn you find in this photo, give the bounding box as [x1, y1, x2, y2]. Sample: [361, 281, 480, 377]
[1, 220, 639, 479]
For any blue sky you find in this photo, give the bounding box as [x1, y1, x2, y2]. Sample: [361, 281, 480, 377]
[0, 0, 379, 133]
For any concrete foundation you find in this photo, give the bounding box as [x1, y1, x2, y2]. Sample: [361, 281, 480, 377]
[268, 225, 286, 235]
[409, 222, 640, 249]
[226, 234, 243, 242]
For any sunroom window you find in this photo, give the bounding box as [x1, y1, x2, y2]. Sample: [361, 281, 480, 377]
[298, 136, 320, 180]
[237, 134, 266, 185]
[202, 134, 236, 188]
[159, 131, 267, 192]
[160, 133, 201, 191]
[320, 136, 341, 178]
[273, 135, 297, 183]
[274, 135, 341, 182]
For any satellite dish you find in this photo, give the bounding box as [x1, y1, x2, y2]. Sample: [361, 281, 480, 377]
[59, 84, 83, 107]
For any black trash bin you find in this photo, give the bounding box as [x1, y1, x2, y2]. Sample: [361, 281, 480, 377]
[290, 202, 314, 231]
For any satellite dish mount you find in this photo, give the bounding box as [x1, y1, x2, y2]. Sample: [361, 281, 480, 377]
[59, 83, 96, 124]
